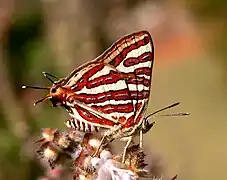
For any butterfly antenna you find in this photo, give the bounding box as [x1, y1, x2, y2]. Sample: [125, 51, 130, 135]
[43, 72, 58, 80]
[145, 102, 189, 121]
[42, 72, 57, 84]
[22, 85, 50, 90]
[146, 102, 180, 120]
[159, 112, 190, 117]
[171, 175, 178, 180]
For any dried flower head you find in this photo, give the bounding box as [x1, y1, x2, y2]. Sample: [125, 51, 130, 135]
[35, 128, 168, 179]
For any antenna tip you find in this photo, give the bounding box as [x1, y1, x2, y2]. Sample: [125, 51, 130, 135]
[42, 72, 47, 76]
[184, 113, 190, 116]
[22, 85, 26, 89]
[33, 103, 36, 106]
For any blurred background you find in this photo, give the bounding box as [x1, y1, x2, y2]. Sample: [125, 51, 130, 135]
[0, 0, 227, 179]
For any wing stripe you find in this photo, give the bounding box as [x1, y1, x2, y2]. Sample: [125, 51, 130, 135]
[91, 103, 134, 114]
[87, 70, 122, 89]
[68, 63, 105, 91]
[123, 52, 152, 67]
[75, 89, 149, 104]
[73, 104, 116, 128]
[103, 33, 151, 67]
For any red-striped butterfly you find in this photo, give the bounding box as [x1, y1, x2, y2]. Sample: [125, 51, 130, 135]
[23, 31, 188, 162]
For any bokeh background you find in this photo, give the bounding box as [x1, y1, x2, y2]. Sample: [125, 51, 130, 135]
[0, 0, 227, 179]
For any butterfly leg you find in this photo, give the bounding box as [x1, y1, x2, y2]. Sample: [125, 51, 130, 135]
[93, 135, 106, 157]
[93, 125, 121, 157]
[139, 130, 143, 148]
[122, 136, 133, 163]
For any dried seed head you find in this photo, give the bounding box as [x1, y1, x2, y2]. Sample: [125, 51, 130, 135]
[78, 174, 86, 180]
[57, 135, 71, 149]
[35, 128, 60, 151]
[43, 146, 59, 160]
[42, 128, 59, 142]
[83, 155, 96, 172]
[88, 138, 100, 149]
[35, 128, 168, 179]
[68, 129, 85, 142]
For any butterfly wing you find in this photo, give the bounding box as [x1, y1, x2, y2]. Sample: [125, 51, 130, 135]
[64, 31, 154, 130]
[101, 31, 154, 128]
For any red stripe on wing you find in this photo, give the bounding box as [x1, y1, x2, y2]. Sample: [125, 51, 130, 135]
[123, 52, 152, 67]
[74, 89, 149, 104]
[91, 103, 134, 114]
[69, 63, 105, 91]
[75, 104, 116, 127]
[87, 70, 122, 89]
[127, 77, 150, 87]
[102, 33, 151, 67]
[123, 102, 144, 128]
[75, 89, 131, 104]
[135, 67, 152, 76]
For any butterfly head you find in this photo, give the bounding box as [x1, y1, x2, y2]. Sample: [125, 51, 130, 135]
[22, 72, 72, 109]
[48, 83, 67, 107]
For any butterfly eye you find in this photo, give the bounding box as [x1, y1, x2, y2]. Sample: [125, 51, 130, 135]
[51, 88, 57, 93]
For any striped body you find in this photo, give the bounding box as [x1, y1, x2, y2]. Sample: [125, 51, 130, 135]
[48, 31, 154, 136]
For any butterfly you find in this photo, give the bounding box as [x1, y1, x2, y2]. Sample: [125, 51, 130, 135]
[23, 31, 188, 162]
